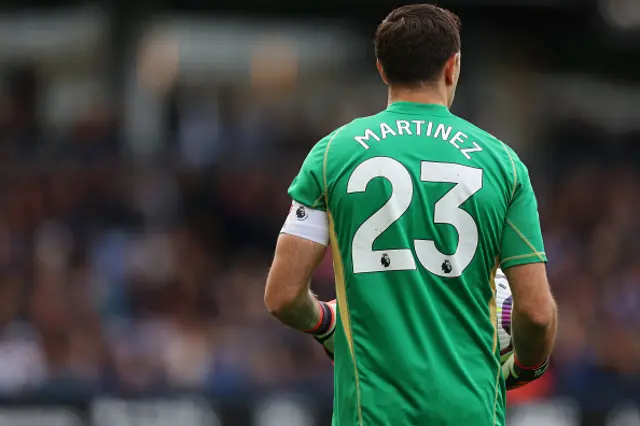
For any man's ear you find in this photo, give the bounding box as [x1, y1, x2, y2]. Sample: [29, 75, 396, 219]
[376, 59, 389, 85]
[444, 53, 460, 86]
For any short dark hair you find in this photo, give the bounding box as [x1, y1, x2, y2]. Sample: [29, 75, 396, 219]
[374, 4, 461, 87]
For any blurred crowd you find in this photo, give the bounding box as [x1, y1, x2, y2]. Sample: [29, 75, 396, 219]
[538, 121, 640, 406]
[0, 71, 344, 400]
[0, 66, 638, 408]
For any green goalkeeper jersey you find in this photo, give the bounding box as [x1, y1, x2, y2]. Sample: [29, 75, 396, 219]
[288, 102, 546, 426]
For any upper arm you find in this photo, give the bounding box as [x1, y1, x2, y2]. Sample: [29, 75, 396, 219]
[265, 137, 333, 307]
[500, 161, 546, 269]
[499, 160, 554, 320]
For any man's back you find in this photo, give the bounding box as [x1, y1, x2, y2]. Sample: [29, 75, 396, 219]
[289, 102, 546, 425]
[265, 5, 553, 426]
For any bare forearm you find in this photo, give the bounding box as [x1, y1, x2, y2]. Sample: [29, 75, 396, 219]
[269, 289, 321, 332]
[264, 233, 328, 333]
[512, 301, 558, 366]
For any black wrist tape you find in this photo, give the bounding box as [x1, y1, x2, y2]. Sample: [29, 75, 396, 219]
[312, 301, 334, 336]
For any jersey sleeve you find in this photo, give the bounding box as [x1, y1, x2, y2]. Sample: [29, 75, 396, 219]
[499, 160, 547, 269]
[287, 133, 333, 211]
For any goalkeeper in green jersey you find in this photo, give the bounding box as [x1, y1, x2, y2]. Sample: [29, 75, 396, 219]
[265, 4, 557, 425]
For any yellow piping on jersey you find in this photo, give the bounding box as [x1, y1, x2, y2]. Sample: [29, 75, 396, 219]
[500, 252, 546, 266]
[328, 215, 364, 426]
[503, 220, 547, 264]
[489, 264, 499, 354]
[489, 260, 501, 426]
[311, 194, 325, 210]
[322, 125, 364, 426]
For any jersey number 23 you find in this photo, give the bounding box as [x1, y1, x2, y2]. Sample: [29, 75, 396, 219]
[347, 157, 483, 278]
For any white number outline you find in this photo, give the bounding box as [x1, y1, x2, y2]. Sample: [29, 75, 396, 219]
[347, 157, 483, 277]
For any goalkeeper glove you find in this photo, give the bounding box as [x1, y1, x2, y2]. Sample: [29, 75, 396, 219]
[502, 353, 549, 390]
[305, 299, 336, 361]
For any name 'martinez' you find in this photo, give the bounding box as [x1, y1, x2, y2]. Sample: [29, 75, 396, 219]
[354, 120, 484, 160]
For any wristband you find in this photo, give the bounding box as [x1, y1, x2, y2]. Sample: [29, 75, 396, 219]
[514, 356, 549, 378]
[304, 301, 335, 337]
[504, 355, 549, 390]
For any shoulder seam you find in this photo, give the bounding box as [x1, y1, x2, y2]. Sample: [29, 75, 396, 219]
[321, 125, 347, 206]
[449, 117, 519, 200]
[500, 142, 518, 202]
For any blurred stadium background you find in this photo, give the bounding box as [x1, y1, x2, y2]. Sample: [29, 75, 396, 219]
[0, 0, 637, 425]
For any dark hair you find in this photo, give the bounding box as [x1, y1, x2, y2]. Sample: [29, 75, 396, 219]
[374, 4, 461, 87]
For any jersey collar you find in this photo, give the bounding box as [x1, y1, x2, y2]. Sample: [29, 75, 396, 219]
[385, 101, 452, 116]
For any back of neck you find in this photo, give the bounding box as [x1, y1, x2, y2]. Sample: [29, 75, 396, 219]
[387, 86, 448, 108]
